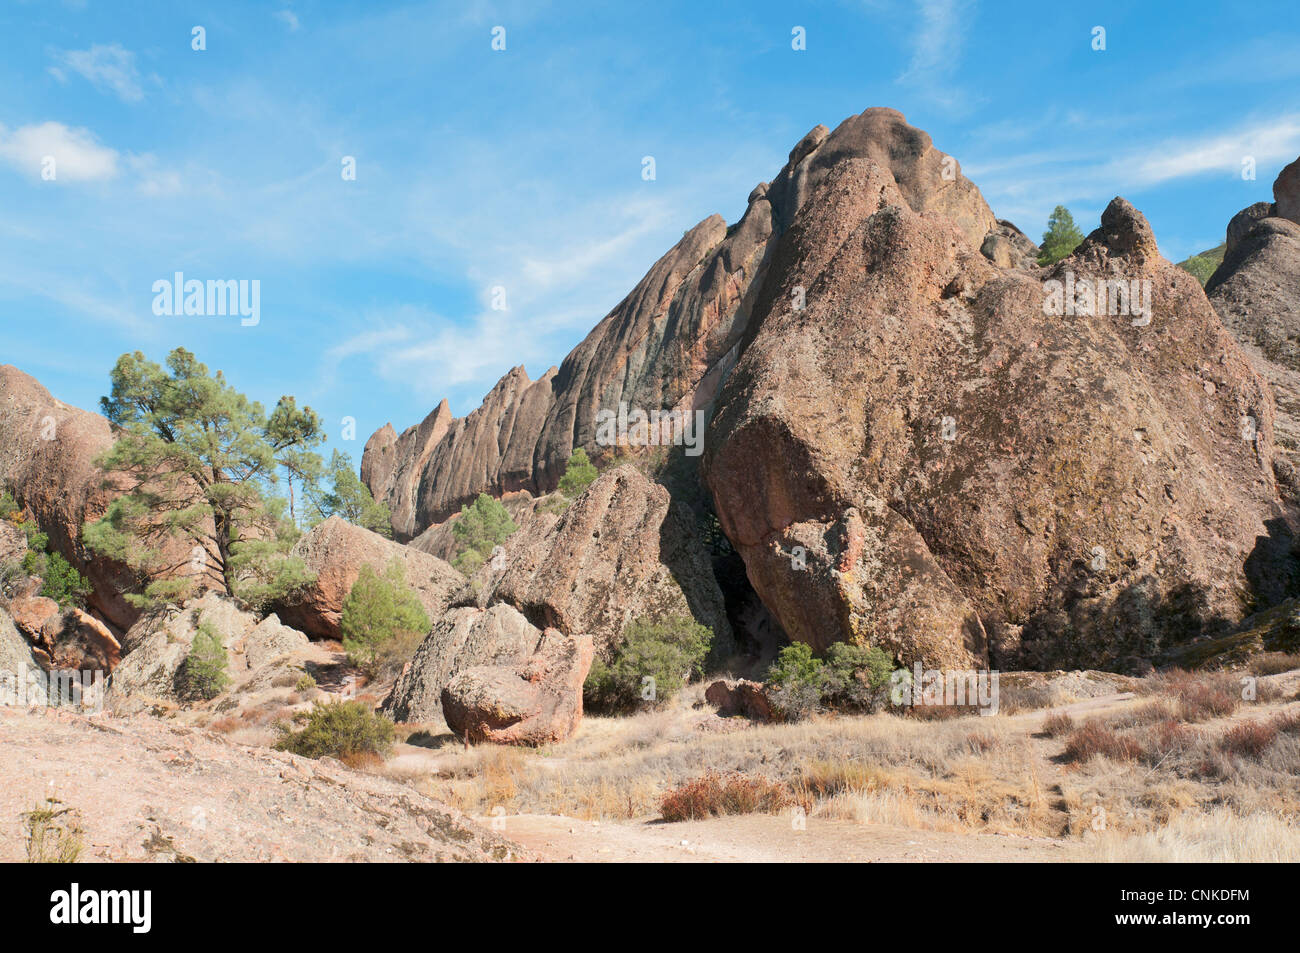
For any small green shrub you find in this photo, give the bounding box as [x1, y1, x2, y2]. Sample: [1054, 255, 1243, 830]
[557, 447, 599, 499]
[175, 622, 231, 701]
[340, 559, 431, 677]
[0, 489, 18, 521]
[765, 641, 899, 720]
[295, 672, 317, 693]
[450, 493, 516, 576]
[584, 615, 713, 713]
[38, 552, 92, 609]
[274, 700, 395, 760]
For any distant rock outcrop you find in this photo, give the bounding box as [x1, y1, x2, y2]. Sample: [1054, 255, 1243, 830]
[1206, 160, 1300, 466]
[363, 108, 1019, 540]
[476, 465, 732, 658]
[275, 516, 464, 640]
[441, 627, 594, 745]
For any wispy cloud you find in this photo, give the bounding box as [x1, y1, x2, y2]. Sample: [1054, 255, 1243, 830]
[0, 121, 119, 181]
[48, 43, 144, 102]
[274, 9, 301, 32]
[895, 0, 976, 109]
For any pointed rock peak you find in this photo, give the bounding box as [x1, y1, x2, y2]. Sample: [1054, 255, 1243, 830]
[1274, 155, 1300, 224]
[748, 181, 769, 205]
[788, 124, 829, 166]
[364, 422, 397, 451]
[1094, 197, 1159, 258]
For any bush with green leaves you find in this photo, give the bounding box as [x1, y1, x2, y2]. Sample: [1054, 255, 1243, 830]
[765, 641, 898, 720]
[274, 700, 395, 760]
[311, 450, 392, 536]
[584, 615, 713, 713]
[38, 552, 92, 609]
[0, 489, 18, 521]
[175, 622, 231, 701]
[340, 559, 431, 677]
[450, 493, 516, 576]
[558, 447, 599, 499]
[1037, 205, 1086, 266]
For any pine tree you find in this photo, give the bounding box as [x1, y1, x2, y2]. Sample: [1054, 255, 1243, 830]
[558, 447, 599, 499]
[1038, 205, 1086, 265]
[311, 450, 392, 536]
[84, 348, 322, 608]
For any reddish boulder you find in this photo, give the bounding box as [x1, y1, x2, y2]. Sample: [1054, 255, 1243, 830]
[276, 516, 463, 640]
[705, 679, 775, 721]
[441, 628, 594, 746]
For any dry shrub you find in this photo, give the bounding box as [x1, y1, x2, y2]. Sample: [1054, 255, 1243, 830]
[1063, 720, 1142, 763]
[1144, 669, 1240, 722]
[965, 730, 999, 754]
[1249, 652, 1300, 676]
[339, 750, 384, 771]
[659, 771, 791, 822]
[1040, 712, 1074, 738]
[208, 716, 241, 734]
[1220, 720, 1279, 759]
[1137, 719, 1198, 764]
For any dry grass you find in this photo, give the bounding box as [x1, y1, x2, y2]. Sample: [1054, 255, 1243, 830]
[1040, 712, 1074, 738]
[1090, 809, 1300, 862]
[1063, 720, 1142, 763]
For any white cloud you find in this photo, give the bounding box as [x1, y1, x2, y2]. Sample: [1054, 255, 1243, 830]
[0, 121, 119, 181]
[275, 9, 301, 32]
[49, 43, 144, 102]
[897, 0, 972, 84]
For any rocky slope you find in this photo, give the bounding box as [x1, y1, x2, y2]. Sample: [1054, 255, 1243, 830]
[362, 108, 1016, 539]
[0, 706, 528, 862]
[1206, 159, 1300, 469]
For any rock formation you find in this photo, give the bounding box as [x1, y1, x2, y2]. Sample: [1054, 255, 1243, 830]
[1206, 160, 1300, 467]
[384, 604, 543, 723]
[275, 515, 464, 640]
[703, 147, 1291, 670]
[475, 465, 732, 658]
[440, 627, 594, 745]
[363, 108, 1018, 539]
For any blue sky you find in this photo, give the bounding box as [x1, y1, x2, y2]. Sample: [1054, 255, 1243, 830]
[3, 0, 1299, 461]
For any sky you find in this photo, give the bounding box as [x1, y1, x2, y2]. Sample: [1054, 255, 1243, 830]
[3, 0, 1300, 465]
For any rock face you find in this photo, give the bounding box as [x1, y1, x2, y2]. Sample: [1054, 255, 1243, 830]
[477, 465, 732, 658]
[704, 144, 1291, 670]
[6, 595, 58, 643]
[275, 516, 464, 640]
[1207, 162, 1300, 465]
[0, 366, 139, 631]
[36, 607, 122, 672]
[981, 220, 1040, 270]
[384, 604, 543, 723]
[408, 490, 552, 563]
[0, 607, 39, 680]
[107, 591, 310, 712]
[364, 108, 1015, 539]
[441, 628, 594, 745]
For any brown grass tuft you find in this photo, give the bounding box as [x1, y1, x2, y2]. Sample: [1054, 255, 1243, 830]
[659, 771, 791, 822]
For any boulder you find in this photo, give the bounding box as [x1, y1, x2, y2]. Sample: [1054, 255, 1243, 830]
[980, 219, 1039, 270]
[704, 679, 775, 721]
[0, 366, 210, 631]
[703, 144, 1291, 671]
[7, 595, 58, 643]
[384, 604, 542, 723]
[1225, 201, 1276, 255]
[275, 516, 464, 640]
[364, 108, 996, 538]
[477, 465, 732, 658]
[37, 607, 122, 672]
[107, 591, 310, 712]
[441, 628, 594, 745]
[1275, 155, 1300, 225]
